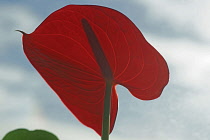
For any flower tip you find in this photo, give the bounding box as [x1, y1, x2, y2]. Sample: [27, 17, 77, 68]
[15, 30, 27, 35]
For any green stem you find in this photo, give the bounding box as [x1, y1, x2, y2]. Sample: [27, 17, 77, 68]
[101, 80, 113, 140]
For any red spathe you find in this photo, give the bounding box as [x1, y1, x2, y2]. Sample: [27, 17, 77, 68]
[21, 5, 169, 136]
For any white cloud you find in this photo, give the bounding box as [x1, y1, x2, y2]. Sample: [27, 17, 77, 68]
[0, 66, 25, 83]
[135, 0, 210, 42]
[0, 4, 40, 53]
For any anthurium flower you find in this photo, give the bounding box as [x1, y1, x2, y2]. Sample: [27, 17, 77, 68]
[19, 5, 169, 137]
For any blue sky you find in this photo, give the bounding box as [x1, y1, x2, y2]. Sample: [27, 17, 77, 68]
[1, 0, 210, 139]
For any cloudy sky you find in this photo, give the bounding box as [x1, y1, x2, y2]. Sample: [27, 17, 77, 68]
[1, 0, 210, 139]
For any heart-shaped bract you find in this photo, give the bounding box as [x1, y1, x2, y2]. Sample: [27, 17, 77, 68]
[21, 5, 169, 135]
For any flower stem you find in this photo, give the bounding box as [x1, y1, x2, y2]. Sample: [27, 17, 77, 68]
[101, 80, 113, 140]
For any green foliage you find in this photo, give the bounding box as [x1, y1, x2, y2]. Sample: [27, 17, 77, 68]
[3, 129, 59, 140]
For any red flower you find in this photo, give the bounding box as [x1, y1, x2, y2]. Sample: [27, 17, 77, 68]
[19, 5, 169, 136]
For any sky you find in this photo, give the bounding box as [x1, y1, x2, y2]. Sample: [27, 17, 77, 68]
[1, 0, 210, 139]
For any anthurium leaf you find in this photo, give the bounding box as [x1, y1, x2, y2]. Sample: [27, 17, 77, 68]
[3, 129, 59, 140]
[18, 5, 169, 136]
